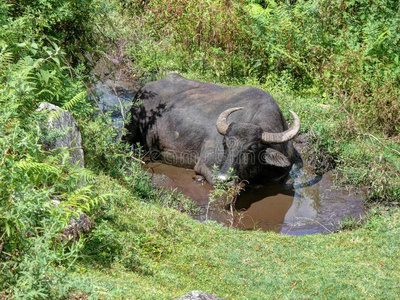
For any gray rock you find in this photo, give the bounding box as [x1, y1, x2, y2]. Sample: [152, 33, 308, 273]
[62, 212, 93, 242]
[38, 103, 91, 240]
[51, 199, 93, 241]
[177, 291, 223, 300]
[37, 102, 84, 168]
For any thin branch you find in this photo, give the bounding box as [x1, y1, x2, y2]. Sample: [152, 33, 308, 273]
[112, 85, 126, 121]
[294, 217, 333, 233]
[131, 155, 145, 165]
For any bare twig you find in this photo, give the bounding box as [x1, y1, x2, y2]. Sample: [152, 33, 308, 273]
[295, 217, 333, 233]
[131, 155, 145, 165]
[112, 85, 126, 121]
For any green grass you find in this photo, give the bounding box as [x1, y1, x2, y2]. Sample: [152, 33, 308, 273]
[72, 175, 400, 299]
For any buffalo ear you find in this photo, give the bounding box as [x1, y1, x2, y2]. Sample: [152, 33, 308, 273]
[263, 148, 291, 167]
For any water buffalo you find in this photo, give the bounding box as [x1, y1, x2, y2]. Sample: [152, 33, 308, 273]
[123, 73, 300, 184]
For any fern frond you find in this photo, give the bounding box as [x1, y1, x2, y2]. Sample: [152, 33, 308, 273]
[46, 90, 87, 120]
[0, 46, 13, 74]
[16, 159, 61, 175]
[10, 57, 37, 87]
[68, 185, 93, 202]
[94, 193, 114, 205]
[47, 106, 63, 120]
[14, 57, 35, 75]
[62, 185, 95, 212]
[62, 91, 87, 112]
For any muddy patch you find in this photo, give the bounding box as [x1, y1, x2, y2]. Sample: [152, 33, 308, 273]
[146, 161, 365, 235]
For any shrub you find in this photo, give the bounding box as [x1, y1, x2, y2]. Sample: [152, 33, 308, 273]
[0, 1, 106, 296]
[5, 0, 100, 66]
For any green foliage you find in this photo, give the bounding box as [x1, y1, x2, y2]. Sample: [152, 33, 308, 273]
[120, 0, 253, 81]
[79, 113, 129, 177]
[0, 1, 108, 297]
[209, 166, 240, 204]
[5, 0, 100, 66]
[80, 174, 194, 277]
[207, 166, 244, 227]
[0, 112, 101, 296]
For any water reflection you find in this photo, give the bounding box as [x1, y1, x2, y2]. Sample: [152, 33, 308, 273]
[146, 162, 365, 235]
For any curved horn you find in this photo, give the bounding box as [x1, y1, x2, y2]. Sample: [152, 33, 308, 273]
[216, 107, 244, 135]
[261, 110, 300, 144]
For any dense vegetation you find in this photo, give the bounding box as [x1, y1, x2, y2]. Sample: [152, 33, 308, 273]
[0, 0, 103, 296]
[1, 0, 399, 298]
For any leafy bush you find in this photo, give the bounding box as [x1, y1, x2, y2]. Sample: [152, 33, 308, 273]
[249, 0, 399, 134]
[0, 1, 107, 297]
[5, 0, 100, 66]
[0, 97, 101, 297]
[120, 0, 254, 81]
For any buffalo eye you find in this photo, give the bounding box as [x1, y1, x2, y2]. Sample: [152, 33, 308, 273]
[249, 143, 258, 152]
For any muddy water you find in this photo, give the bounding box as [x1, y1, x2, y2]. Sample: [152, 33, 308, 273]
[146, 162, 365, 235]
[95, 80, 366, 235]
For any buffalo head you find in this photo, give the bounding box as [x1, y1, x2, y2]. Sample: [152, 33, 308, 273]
[215, 107, 300, 182]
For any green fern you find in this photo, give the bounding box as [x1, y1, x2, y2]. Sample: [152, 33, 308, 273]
[69, 167, 96, 183]
[0, 45, 13, 74]
[62, 185, 94, 213]
[62, 91, 87, 111]
[12, 56, 36, 80]
[47, 90, 87, 120]
[16, 159, 61, 176]
[0, 1, 109, 296]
